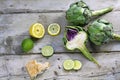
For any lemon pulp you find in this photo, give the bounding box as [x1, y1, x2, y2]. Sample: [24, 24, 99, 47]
[29, 23, 45, 38]
[48, 23, 60, 36]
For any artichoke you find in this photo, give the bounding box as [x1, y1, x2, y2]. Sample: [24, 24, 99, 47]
[88, 19, 120, 45]
[63, 26, 100, 66]
[66, 1, 113, 26]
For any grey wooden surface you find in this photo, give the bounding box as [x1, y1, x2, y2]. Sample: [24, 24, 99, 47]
[0, 0, 120, 80]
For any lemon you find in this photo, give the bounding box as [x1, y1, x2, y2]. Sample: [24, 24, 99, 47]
[48, 23, 61, 36]
[41, 46, 54, 57]
[29, 23, 45, 38]
[21, 38, 34, 52]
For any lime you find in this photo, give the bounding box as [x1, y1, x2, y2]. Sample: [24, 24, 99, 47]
[73, 60, 82, 70]
[48, 23, 60, 36]
[21, 38, 34, 52]
[63, 59, 74, 70]
[29, 23, 45, 38]
[41, 46, 54, 57]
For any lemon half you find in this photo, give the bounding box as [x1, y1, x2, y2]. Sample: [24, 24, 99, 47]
[29, 23, 45, 38]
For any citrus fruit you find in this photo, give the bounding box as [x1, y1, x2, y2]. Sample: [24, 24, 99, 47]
[21, 38, 34, 52]
[48, 23, 61, 36]
[63, 59, 74, 70]
[41, 46, 54, 57]
[73, 60, 82, 70]
[29, 23, 45, 38]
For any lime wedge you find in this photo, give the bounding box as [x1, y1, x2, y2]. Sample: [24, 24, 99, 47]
[41, 46, 54, 57]
[29, 23, 45, 38]
[63, 59, 74, 70]
[73, 60, 82, 70]
[48, 23, 60, 36]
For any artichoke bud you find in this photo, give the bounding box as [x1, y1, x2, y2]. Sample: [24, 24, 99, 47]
[66, 1, 92, 26]
[88, 19, 119, 45]
[66, 1, 113, 26]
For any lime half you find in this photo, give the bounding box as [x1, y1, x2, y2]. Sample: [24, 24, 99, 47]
[63, 59, 74, 70]
[73, 60, 82, 70]
[41, 46, 54, 57]
[48, 23, 60, 36]
[29, 23, 45, 38]
[21, 38, 34, 52]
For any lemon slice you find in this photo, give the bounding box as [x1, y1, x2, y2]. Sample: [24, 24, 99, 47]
[41, 46, 54, 57]
[73, 60, 82, 70]
[29, 23, 45, 38]
[63, 59, 74, 70]
[48, 23, 61, 36]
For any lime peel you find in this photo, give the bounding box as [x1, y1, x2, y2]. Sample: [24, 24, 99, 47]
[21, 38, 34, 52]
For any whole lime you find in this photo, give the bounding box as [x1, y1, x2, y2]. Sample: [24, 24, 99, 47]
[21, 38, 34, 52]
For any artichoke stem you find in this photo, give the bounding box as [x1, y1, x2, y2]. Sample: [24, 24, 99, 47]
[78, 44, 100, 67]
[112, 33, 120, 40]
[92, 6, 113, 17]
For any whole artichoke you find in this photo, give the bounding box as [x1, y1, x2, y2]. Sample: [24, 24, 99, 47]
[66, 1, 113, 26]
[88, 19, 120, 45]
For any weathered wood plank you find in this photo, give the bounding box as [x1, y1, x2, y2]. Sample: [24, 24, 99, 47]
[0, 13, 66, 37]
[0, 11, 120, 54]
[0, 0, 119, 13]
[0, 52, 120, 80]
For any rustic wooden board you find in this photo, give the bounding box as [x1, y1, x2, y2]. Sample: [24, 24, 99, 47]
[0, 0, 119, 13]
[0, 11, 120, 54]
[0, 0, 120, 79]
[0, 52, 120, 80]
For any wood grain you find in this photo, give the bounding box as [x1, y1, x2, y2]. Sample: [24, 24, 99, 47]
[0, 0, 119, 13]
[0, 12, 120, 54]
[0, 0, 120, 79]
[0, 52, 119, 80]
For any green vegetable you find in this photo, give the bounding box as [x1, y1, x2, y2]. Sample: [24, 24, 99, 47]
[88, 19, 120, 45]
[63, 26, 100, 66]
[66, 1, 113, 26]
[63, 59, 74, 70]
[42, 46, 54, 57]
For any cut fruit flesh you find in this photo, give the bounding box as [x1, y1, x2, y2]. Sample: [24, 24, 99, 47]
[48, 23, 60, 36]
[63, 59, 74, 70]
[73, 60, 82, 70]
[41, 46, 54, 57]
[29, 23, 45, 38]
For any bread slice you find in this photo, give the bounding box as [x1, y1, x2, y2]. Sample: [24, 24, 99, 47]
[25, 60, 50, 79]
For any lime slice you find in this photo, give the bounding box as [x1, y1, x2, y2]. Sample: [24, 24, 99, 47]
[21, 38, 34, 52]
[48, 23, 60, 36]
[41, 46, 54, 57]
[29, 23, 45, 38]
[63, 59, 74, 70]
[73, 60, 82, 70]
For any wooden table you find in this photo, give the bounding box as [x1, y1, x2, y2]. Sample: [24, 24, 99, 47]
[0, 0, 120, 80]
